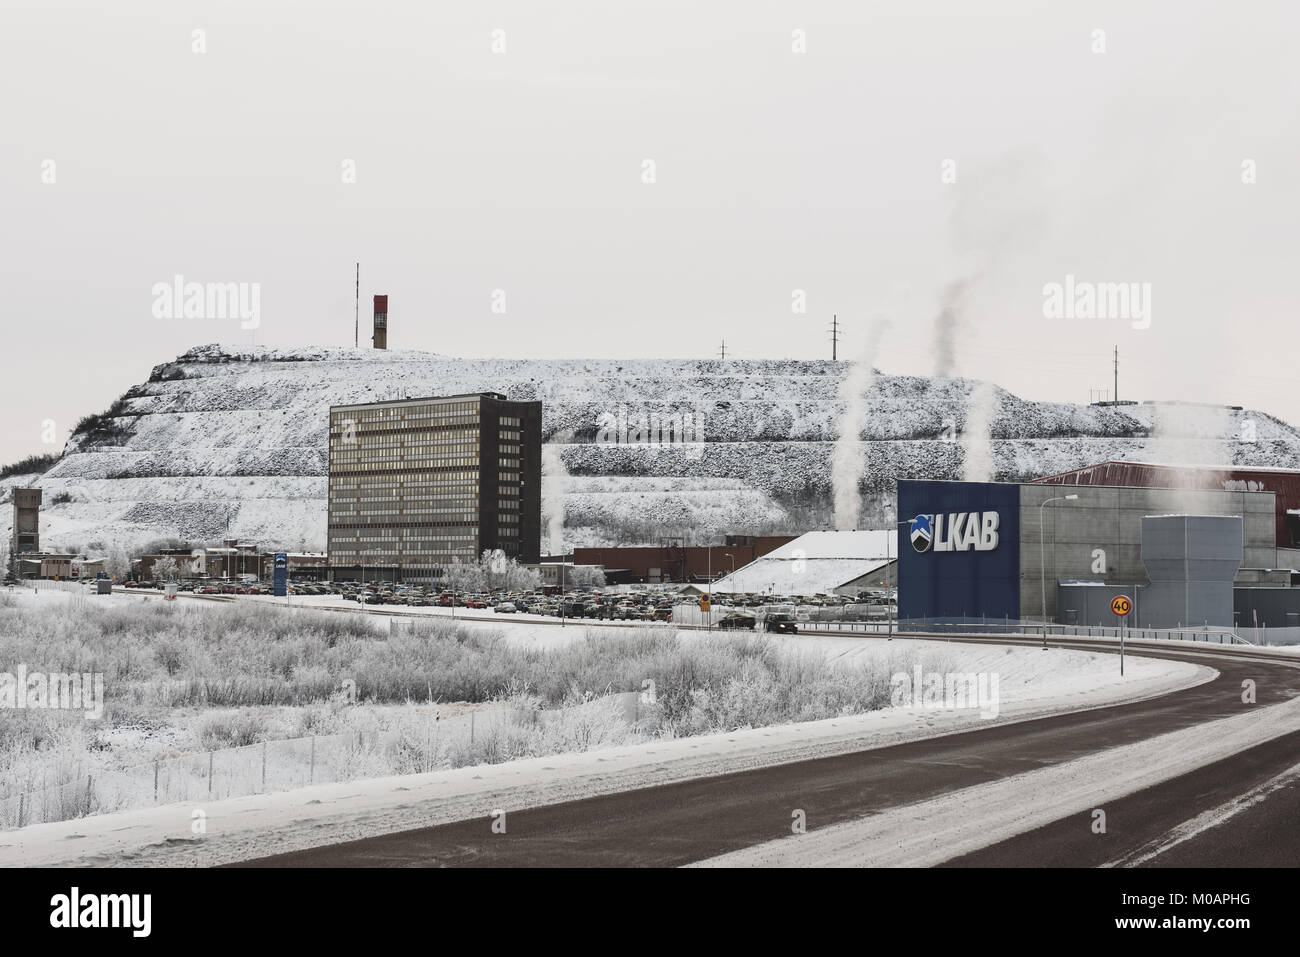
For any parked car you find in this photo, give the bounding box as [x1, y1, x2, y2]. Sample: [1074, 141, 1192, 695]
[717, 613, 757, 631]
[494, 601, 517, 614]
[764, 613, 798, 634]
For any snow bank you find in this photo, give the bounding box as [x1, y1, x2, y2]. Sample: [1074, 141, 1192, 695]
[0, 638, 1208, 867]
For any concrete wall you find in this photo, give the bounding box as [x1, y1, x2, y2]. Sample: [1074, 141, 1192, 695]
[1235, 588, 1300, 628]
[1138, 515, 1242, 628]
[1019, 483, 1274, 619]
[1056, 582, 1136, 626]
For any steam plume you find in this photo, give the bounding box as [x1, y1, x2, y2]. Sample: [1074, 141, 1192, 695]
[832, 318, 890, 530]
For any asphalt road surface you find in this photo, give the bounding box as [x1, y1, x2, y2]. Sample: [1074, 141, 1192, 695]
[235, 636, 1300, 868]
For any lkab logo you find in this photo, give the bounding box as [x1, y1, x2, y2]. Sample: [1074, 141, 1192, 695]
[910, 512, 1000, 553]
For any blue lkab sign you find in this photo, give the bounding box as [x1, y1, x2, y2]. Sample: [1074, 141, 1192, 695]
[273, 553, 288, 597]
[897, 480, 1021, 622]
[909, 511, 1000, 553]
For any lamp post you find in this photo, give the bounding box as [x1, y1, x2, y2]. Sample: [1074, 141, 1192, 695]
[1039, 494, 1079, 642]
[885, 517, 892, 640]
[706, 547, 712, 632]
[887, 517, 910, 641]
[881, 501, 893, 639]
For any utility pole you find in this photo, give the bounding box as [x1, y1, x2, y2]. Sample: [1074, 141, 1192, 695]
[1113, 345, 1118, 404]
[354, 263, 360, 348]
[829, 315, 840, 361]
[718, 340, 727, 361]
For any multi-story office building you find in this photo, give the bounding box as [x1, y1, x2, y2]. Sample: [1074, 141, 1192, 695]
[327, 393, 541, 581]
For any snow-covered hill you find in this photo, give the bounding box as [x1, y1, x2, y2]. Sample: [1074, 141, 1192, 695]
[5, 343, 1299, 552]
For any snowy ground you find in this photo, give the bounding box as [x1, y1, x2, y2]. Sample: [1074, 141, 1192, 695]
[0, 615, 1209, 866]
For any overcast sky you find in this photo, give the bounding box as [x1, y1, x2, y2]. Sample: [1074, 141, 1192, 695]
[2, 0, 1297, 466]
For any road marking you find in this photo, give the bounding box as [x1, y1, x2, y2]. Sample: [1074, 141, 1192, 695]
[1101, 760, 1300, 868]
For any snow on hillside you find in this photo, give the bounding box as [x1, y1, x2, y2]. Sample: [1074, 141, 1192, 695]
[5, 344, 1300, 552]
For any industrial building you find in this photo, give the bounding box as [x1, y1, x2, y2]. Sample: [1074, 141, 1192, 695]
[135, 541, 264, 581]
[372, 295, 388, 350]
[896, 478, 1297, 629]
[10, 487, 40, 556]
[1034, 461, 1300, 557]
[709, 530, 895, 597]
[572, 536, 795, 585]
[15, 553, 75, 579]
[327, 392, 542, 582]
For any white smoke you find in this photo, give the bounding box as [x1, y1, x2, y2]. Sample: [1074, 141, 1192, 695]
[932, 150, 1049, 481]
[1147, 403, 1235, 491]
[961, 379, 999, 482]
[831, 318, 890, 530]
[931, 278, 975, 379]
[541, 442, 569, 555]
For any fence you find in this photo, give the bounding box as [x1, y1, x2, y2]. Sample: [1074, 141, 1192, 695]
[0, 692, 651, 832]
[1232, 625, 1300, 647]
[674, 601, 1270, 647]
[14, 579, 88, 609]
[798, 616, 1257, 646]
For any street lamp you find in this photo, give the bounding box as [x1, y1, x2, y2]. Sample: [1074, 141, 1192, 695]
[1039, 494, 1079, 630]
[707, 547, 711, 631]
[880, 499, 908, 641]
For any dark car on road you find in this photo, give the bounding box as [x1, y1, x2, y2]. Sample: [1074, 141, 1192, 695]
[764, 613, 798, 634]
[717, 613, 757, 631]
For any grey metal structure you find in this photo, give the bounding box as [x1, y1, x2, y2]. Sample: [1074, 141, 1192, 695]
[1138, 515, 1243, 628]
[1019, 483, 1273, 620]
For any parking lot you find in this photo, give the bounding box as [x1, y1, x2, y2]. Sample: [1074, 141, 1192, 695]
[98, 577, 899, 632]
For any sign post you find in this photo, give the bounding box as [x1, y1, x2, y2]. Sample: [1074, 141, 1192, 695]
[273, 553, 288, 602]
[1111, 594, 1133, 675]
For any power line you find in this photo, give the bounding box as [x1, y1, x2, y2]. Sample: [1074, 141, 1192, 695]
[1114, 344, 1119, 404]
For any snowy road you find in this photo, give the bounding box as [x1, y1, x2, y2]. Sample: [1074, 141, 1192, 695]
[233, 636, 1300, 868]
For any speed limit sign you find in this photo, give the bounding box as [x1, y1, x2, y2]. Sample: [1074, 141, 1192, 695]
[1111, 595, 1133, 617]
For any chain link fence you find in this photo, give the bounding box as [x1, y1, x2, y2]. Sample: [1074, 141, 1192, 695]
[0, 693, 650, 832]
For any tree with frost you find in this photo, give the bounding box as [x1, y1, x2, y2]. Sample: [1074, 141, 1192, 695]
[153, 555, 179, 582]
[105, 546, 131, 582]
[566, 565, 606, 588]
